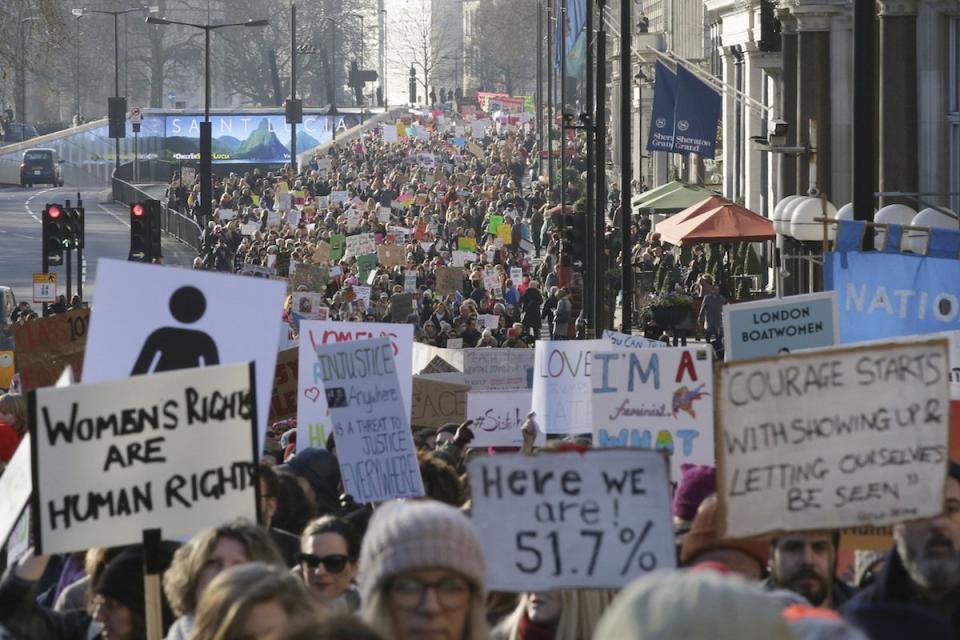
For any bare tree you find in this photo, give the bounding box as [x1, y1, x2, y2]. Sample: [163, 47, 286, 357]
[470, 0, 537, 96]
[389, 0, 457, 101]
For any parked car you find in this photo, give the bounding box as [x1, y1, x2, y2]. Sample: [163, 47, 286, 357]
[20, 148, 63, 188]
[2, 122, 38, 144]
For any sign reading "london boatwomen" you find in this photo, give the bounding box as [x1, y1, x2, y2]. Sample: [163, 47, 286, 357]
[723, 292, 839, 361]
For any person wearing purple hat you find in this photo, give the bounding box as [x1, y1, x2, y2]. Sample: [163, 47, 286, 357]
[672, 463, 716, 536]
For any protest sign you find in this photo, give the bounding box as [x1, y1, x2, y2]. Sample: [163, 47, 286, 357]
[217, 208, 236, 221]
[466, 391, 538, 447]
[31, 363, 259, 555]
[378, 206, 392, 223]
[345, 233, 376, 258]
[312, 242, 331, 264]
[0, 434, 31, 548]
[357, 253, 378, 283]
[477, 314, 500, 330]
[435, 266, 464, 296]
[404, 271, 418, 293]
[592, 347, 714, 477]
[378, 244, 405, 268]
[6, 507, 30, 564]
[532, 340, 607, 434]
[353, 285, 372, 309]
[287, 208, 301, 227]
[382, 123, 398, 143]
[315, 338, 424, 502]
[497, 224, 512, 245]
[723, 291, 839, 361]
[602, 329, 667, 349]
[716, 339, 950, 539]
[82, 259, 285, 453]
[469, 450, 675, 590]
[413, 343, 465, 375]
[268, 347, 298, 423]
[487, 215, 504, 234]
[289, 262, 329, 292]
[14, 309, 88, 391]
[446, 338, 463, 349]
[452, 251, 475, 267]
[240, 222, 260, 236]
[331, 190, 349, 204]
[391, 293, 416, 322]
[463, 348, 534, 390]
[292, 293, 326, 319]
[239, 264, 277, 278]
[266, 211, 282, 227]
[510, 267, 523, 284]
[345, 209, 361, 231]
[458, 237, 478, 252]
[329, 234, 345, 261]
[412, 377, 468, 428]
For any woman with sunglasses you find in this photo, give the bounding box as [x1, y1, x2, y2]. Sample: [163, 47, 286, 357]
[359, 500, 489, 640]
[297, 516, 361, 613]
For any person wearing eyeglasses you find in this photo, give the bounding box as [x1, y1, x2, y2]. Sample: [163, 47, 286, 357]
[297, 516, 361, 613]
[358, 500, 488, 640]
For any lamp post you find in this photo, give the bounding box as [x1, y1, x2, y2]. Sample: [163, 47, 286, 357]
[80, 6, 159, 174]
[18, 16, 41, 133]
[70, 10, 84, 126]
[147, 15, 268, 226]
[379, 7, 387, 109]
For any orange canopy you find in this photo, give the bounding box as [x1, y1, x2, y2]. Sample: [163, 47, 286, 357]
[653, 195, 732, 236]
[658, 202, 775, 246]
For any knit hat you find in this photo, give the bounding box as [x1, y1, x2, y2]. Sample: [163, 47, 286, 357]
[96, 547, 176, 630]
[358, 500, 485, 603]
[279, 447, 342, 515]
[673, 464, 716, 522]
[594, 570, 796, 640]
[680, 495, 769, 570]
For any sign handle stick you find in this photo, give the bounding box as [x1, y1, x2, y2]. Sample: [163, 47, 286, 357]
[142, 528, 164, 640]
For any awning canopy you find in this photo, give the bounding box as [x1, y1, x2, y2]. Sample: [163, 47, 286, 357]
[632, 181, 717, 215]
[658, 202, 776, 245]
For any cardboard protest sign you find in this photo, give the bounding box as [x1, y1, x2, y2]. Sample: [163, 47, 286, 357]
[268, 347, 298, 423]
[602, 329, 668, 349]
[14, 309, 88, 391]
[31, 363, 259, 555]
[435, 266, 464, 296]
[716, 339, 951, 539]
[315, 338, 424, 502]
[378, 244, 405, 268]
[466, 391, 539, 447]
[289, 263, 329, 292]
[412, 377, 468, 428]
[592, 347, 714, 477]
[463, 348, 535, 390]
[391, 293, 416, 322]
[313, 242, 331, 264]
[345, 233, 376, 258]
[723, 291, 839, 361]
[469, 450, 675, 591]
[0, 434, 31, 548]
[82, 259, 285, 453]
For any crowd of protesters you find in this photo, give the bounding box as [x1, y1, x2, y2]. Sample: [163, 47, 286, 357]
[1, 108, 958, 640]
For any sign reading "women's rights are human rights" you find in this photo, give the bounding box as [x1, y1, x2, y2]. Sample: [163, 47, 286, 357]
[723, 292, 839, 361]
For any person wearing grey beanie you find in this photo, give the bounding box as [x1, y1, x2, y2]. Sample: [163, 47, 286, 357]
[358, 500, 490, 640]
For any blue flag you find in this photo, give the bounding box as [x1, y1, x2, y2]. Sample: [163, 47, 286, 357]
[671, 65, 722, 157]
[554, 0, 586, 72]
[646, 61, 677, 153]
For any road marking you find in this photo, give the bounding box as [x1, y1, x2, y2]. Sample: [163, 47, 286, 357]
[23, 186, 58, 222]
[98, 203, 130, 228]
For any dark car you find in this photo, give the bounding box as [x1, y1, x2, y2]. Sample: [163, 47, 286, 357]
[20, 148, 63, 188]
[2, 122, 38, 144]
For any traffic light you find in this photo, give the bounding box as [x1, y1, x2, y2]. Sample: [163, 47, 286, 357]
[146, 199, 162, 260]
[129, 202, 151, 262]
[43, 204, 65, 266]
[562, 213, 586, 267]
[62, 205, 84, 249]
[108, 97, 127, 138]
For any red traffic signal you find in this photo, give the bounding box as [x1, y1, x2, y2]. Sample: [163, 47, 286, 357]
[131, 203, 145, 217]
[47, 204, 63, 219]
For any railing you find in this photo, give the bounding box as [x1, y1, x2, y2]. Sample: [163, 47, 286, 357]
[111, 177, 202, 252]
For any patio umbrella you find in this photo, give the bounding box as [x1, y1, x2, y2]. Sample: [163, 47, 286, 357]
[658, 202, 775, 246]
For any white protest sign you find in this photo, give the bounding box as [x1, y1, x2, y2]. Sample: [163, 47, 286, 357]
[382, 123, 398, 143]
[277, 192, 292, 211]
[297, 321, 414, 451]
[404, 271, 418, 293]
[716, 339, 950, 539]
[354, 285, 372, 309]
[31, 363, 258, 555]
[602, 329, 668, 349]
[267, 211, 282, 228]
[217, 208, 236, 221]
[331, 191, 350, 204]
[82, 259, 285, 453]
[345, 233, 376, 258]
[723, 291, 839, 361]
[532, 340, 607, 434]
[452, 251, 475, 267]
[0, 434, 31, 548]
[287, 208, 301, 227]
[378, 206, 392, 223]
[446, 338, 463, 349]
[510, 267, 523, 284]
[292, 293, 326, 319]
[592, 347, 715, 478]
[240, 222, 260, 236]
[469, 449, 675, 591]
[477, 314, 500, 330]
[316, 338, 423, 502]
[466, 390, 537, 447]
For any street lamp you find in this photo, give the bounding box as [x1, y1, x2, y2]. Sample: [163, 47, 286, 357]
[70, 9, 84, 127]
[18, 16, 41, 135]
[146, 15, 268, 226]
[77, 6, 159, 174]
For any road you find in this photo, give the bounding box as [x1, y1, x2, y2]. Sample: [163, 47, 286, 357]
[0, 185, 196, 306]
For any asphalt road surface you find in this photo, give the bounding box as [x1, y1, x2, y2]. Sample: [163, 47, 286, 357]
[0, 184, 196, 306]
